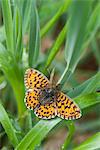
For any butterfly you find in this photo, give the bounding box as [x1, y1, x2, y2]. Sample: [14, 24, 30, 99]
[24, 68, 82, 120]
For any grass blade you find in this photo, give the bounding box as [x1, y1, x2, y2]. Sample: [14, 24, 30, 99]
[22, 0, 31, 34]
[59, 2, 100, 86]
[1, 0, 14, 53]
[74, 132, 100, 150]
[15, 118, 61, 150]
[14, 0, 31, 34]
[0, 43, 25, 118]
[65, 0, 91, 70]
[0, 26, 5, 43]
[84, 2, 100, 48]
[61, 122, 75, 150]
[45, 22, 68, 68]
[68, 72, 100, 98]
[41, 0, 72, 37]
[0, 102, 18, 147]
[13, 6, 23, 61]
[74, 92, 100, 110]
[28, 0, 40, 67]
[58, 0, 92, 85]
[81, 71, 100, 95]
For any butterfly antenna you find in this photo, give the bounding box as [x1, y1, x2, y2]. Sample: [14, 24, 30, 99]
[50, 68, 55, 84]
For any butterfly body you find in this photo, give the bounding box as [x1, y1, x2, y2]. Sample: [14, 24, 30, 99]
[39, 88, 57, 105]
[24, 68, 82, 120]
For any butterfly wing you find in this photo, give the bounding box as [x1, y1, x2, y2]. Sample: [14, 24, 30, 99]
[56, 92, 81, 120]
[24, 88, 40, 110]
[24, 68, 49, 89]
[34, 102, 57, 119]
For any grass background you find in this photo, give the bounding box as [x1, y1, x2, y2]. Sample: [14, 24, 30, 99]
[0, 0, 100, 149]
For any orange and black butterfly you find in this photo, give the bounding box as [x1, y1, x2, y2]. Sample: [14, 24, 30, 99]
[24, 68, 82, 120]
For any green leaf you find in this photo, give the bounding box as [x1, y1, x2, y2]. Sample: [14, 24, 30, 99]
[16, 92, 100, 149]
[45, 22, 68, 68]
[15, 118, 61, 150]
[13, 6, 23, 61]
[28, 0, 40, 67]
[0, 43, 25, 118]
[14, 0, 31, 34]
[74, 92, 100, 110]
[41, 0, 72, 37]
[21, 0, 31, 34]
[81, 71, 100, 95]
[74, 132, 100, 150]
[1, 0, 14, 53]
[68, 72, 100, 98]
[61, 122, 75, 150]
[0, 26, 6, 43]
[0, 43, 8, 68]
[83, 2, 100, 49]
[0, 102, 18, 147]
[58, 0, 92, 85]
[65, 0, 91, 71]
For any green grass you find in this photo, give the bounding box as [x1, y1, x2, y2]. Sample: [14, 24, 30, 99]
[0, 0, 100, 149]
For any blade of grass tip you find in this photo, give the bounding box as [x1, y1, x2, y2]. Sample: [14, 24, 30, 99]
[28, 0, 40, 67]
[74, 132, 100, 150]
[0, 102, 19, 147]
[41, 0, 72, 37]
[58, 0, 92, 86]
[61, 121, 75, 150]
[45, 22, 68, 68]
[1, 0, 14, 53]
[74, 92, 100, 110]
[81, 71, 100, 95]
[16, 92, 100, 150]
[67, 72, 100, 98]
